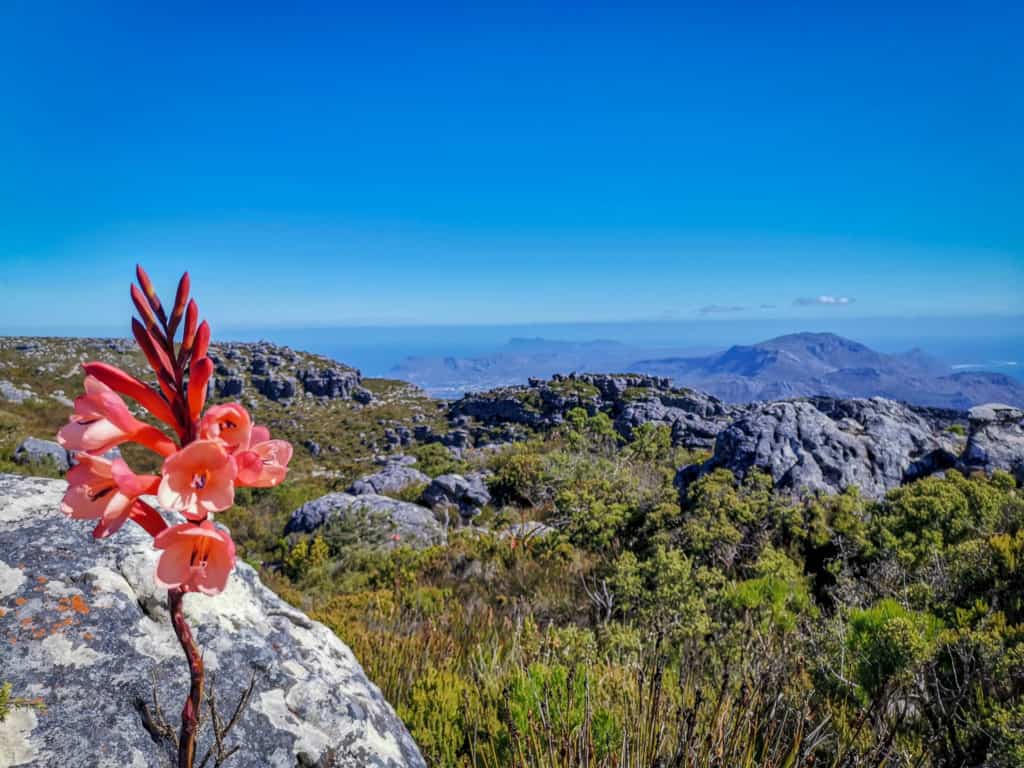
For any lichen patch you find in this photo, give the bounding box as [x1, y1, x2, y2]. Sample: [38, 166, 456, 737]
[0, 559, 26, 599]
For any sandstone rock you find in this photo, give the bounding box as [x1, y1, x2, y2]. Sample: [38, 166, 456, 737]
[12, 438, 70, 473]
[348, 458, 430, 497]
[0, 474, 425, 768]
[0, 380, 33, 403]
[285, 493, 443, 547]
[215, 375, 245, 398]
[421, 473, 491, 521]
[958, 403, 1024, 483]
[450, 374, 736, 449]
[678, 397, 959, 500]
[298, 366, 364, 400]
[254, 375, 297, 402]
[500, 521, 555, 540]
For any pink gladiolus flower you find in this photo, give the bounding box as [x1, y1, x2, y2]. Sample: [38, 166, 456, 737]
[58, 376, 176, 457]
[62, 454, 160, 538]
[200, 403, 252, 452]
[153, 520, 236, 596]
[235, 439, 293, 488]
[157, 440, 236, 520]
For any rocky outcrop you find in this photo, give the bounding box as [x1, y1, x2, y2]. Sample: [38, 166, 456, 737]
[615, 389, 739, 450]
[285, 493, 443, 547]
[448, 373, 736, 449]
[348, 456, 430, 497]
[12, 438, 70, 473]
[206, 342, 374, 404]
[0, 380, 34, 404]
[254, 374, 299, 402]
[677, 397, 961, 500]
[959, 403, 1024, 483]
[0, 474, 425, 768]
[421, 473, 491, 523]
[298, 366, 365, 401]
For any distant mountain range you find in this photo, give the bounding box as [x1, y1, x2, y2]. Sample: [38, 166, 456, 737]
[392, 332, 1024, 409]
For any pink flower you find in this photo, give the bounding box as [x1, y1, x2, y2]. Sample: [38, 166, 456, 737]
[157, 440, 236, 521]
[62, 454, 160, 538]
[58, 376, 176, 457]
[224, 420, 293, 488]
[235, 438, 293, 488]
[153, 521, 236, 596]
[200, 403, 252, 452]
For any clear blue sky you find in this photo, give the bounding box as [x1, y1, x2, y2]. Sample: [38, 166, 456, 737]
[1, 1, 1021, 329]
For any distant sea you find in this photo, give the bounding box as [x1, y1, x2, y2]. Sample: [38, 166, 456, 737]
[3, 317, 1023, 383]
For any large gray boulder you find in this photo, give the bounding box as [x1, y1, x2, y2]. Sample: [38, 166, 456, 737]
[254, 375, 298, 402]
[615, 390, 736, 450]
[348, 457, 430, 497]
[958, 403, 1024, 483]
[298, 366, 370, 402]
[421, 473, 491, 522]
[0, 380, 34, 404]
[285, 493, 443, 547]
[677, 397, 959, 500]
[0, 474, 425, 768]
[12, 438, 70, 473]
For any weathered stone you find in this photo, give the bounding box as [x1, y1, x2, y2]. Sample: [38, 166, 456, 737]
[12, 438, 70, 473]
[215, 375, 244, 398]
[450, 373, 736, 449]
[0, 379, 34, 403]
[348, 459, 430, 497]
[421, 473, 491, 521]
[500, 521, 555, 540]
[298, 366, 366, 401]
[678, 397, 960, 500]
[0, 474, 425, 768]
[254, 375, 297, 402]
[285, 492, 443, 547]
[958, 403, 1024, 483]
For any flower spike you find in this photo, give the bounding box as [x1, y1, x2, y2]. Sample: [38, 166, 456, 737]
[193, 320, 211, 361]
[131, 283, 165, 341]
[132, 318, 176, 386]
[187, 357, 213, 423]
[168, 272, 191, 337]
[135, 264, 167, 325]
[82, 361, 181, 434]
[59, 265, 292, 768]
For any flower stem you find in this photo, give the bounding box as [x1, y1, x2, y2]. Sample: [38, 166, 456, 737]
[168, 588, 204, 768]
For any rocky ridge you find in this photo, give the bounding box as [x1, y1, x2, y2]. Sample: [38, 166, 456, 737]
[0, 473, 425, 768]
[447, 373, 738, 450]
[676, 397, 965, 500]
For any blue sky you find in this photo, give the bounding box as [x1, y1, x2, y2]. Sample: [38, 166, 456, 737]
[1, 1, 1021, 329]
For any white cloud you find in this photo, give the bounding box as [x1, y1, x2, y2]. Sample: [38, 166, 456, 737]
[793, 295, 855, 307]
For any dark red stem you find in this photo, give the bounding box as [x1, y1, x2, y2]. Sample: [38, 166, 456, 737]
[169, 588, 204, 768]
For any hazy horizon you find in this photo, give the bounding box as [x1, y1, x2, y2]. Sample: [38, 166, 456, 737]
[3, 316, 1022, 383]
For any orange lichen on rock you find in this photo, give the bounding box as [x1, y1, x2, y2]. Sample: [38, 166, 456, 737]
[14, 597, 27, 606]
[71, 595, 90, 614]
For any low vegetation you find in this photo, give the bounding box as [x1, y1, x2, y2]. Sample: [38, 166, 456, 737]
[269, 411, 1023, 767]
[2, 338, 1021, 767]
